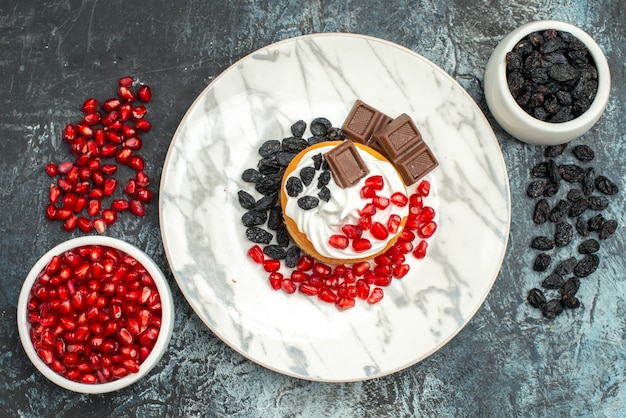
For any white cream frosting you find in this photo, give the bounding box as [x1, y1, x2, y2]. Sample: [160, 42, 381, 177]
[284, 144, 409, 259]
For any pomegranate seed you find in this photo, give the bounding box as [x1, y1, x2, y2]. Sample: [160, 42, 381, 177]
[100, 164, 117, 175]
[280, 279, 296, 294]
[413, 240, 428, 259]
[128, 155, 145, 171]
[390, 192, 408, 207]
[358, 203, 377, 217]
[131, 105, 147, 120]
[111, 199, 130, 212]
[76, 122, 93, 138]
[93, 218, 106, 234]
[123, 137, 143, 150]
[373, 274, 392, 287]
[360, 185, 377, 199]
[88, 188, 103, 200]
[137, 85, 151, 102]
[299, 283, 320, 296]
[247, 245, 264, 264]
[365, 175, 384, 190]
[296, 255, 314, 271]
[136, 187, 153, 204]
[417, 221, 437, 238]
[83, 111, 102, 125]
[49, 184, 61, 203]
[81, 98, 98, 113]
[370, 222, 389, 240]
[313, 263, 332, 278]
[417, 206, 436, 224]
[129, 199, 145, 216]
[409, 193, 423, 208]
[116, 148, 133, 164]
[87, 199, 101, 217]
[367, 288, 384, 304]
[100, 143, 118, 158]
[341, 224, 362, 239]
[387, 214, 402, 234]
[417, 180, 431, 197]
[102, 209, 117, 225]
[121, 124, 137, 138]
[355, 279, 370, 299]
[328, 234, 349, 249]
[135, 171, 150, 187]
[373, 195, 390, 209]
[119, 103, 132, 120]
[398, 230, 416, 242]
[103, 178, 118, 196]
[357, 215, 372, 231]
[374, 264, 392, 276]
[352, 261, 371, 276]
[63, 124, 77, 142]
[62, 215, 78, 231]
[57, 160, 74, 175]
[77, 217, 93, 233]
[268, 272, 282, 290]
[134, 119, 151, 132]
[290, 270, 309, 282]
[263, 259, 281, 272]
[106, 130, 123, 143]
[118, 76, 134, 87]
[392, 264, 410, 278]
[118, 86, 136, 102]
[45, 163, 58, 176]
[335, 297, 355, 311]
[352, 238, 372, 252]
[102, 97, 121, 112]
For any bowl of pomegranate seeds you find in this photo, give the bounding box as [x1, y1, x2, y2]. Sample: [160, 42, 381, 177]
[17, 236, 174, 393]
[484, 20, 610, 145]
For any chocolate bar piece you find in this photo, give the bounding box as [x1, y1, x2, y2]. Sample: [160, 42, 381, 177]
[372, 113, 438, 185]
[324, 141, 369, 188]
[342, 100, 392, 144]
[394, 143, 439, 185]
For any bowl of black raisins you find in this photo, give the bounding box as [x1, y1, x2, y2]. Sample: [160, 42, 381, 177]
[484, 20, 610, 145]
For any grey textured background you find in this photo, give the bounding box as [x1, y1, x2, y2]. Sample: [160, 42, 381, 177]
[1, 1, 624, 416]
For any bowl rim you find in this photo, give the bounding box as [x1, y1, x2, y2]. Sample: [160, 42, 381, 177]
[490, 20, 611, 134]
[16, 235, 174, 394]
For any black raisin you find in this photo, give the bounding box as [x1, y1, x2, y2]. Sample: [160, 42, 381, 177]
[275, 151, 297, 166]
[527, 288, 547, 309]
[572, 145, 594, 161]
[575, 216, 590, 237]
[562, 295, 580, 309]
[267, 206, 283, 230]
[542, 273, 564, 289]
[561, 277, 580, 297]
[255, 174, 282, 195]
[285, 177, 303, 197]
[299, 166, 316, 186]
[258, 140, 281, 158]
[554, 221, 573, 246]
[559, 164, 585, 182]
[545, 144, 567, 157]
[587, 214, 605, 231]
[317, 170, 331, 188]
[568, 198, 588, 217]
[543, 182, 560, 197]
[531, 162, 549, 178]
[258, 158, 283, 175]
[242, 168, 263, 183]
[307, 135, 327, 146]
[326, 127, 345, 140]
[587, 196, 608, 210]
[297, 196, 319, 210]
[595, 175, 618, 195]
[574, 254, 599, 277]
[318, 186, 331, 202]
[546, 159, 560, 183]
[276, 224, 290, 247]
[245, 227, 273, 244]
[567, 189, 585, 201]
[553, 257, 577, 276]
[285, 246, 301, 268]
[599, 219, 617, 240]
[531, 236, 555, 251]
[263, 245, 286, 260]
[549, 199, 571, 222]
[542, 299, 564, 318]
[533, 253, 551, 272]
[310, 117, 332, 136]
[291, 120, 306, 137]
[533, 199, 550, 224]
[527, 180, 547, 197]
[582, 167, 595, 196]
[241, 210, 267, 227]
[577, 238, 599, 254]
[255, 192, 278, 211]
[312, 153, 323, 170]
[282, 136, 308, 153]
[237, 190, 256, 210]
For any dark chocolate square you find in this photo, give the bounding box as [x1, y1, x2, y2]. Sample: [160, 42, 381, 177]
[342, 100, 392, 144]
[372, 114, 423, 161]
[324, 141, 369, 188]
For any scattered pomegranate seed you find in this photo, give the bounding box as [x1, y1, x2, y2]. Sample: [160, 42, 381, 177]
[118, 76, 134, 87]
[263, 259, 281, 272]
[417, 221, 437, 239]
[352, 238, 372, 252]
[328, 234, 349, 249]
[367, 288, 384, 304]
[365, 175, 384, 190]
[137, 85, 151, 103]
[417, 179, 431, 197]
[296, 255, 314, 271]
[390, 192, 408, 207]
[268, 272, 282, 290]
[412, 240, 428, 259]
[370, 222, 389, 240]
[387, 214, 402, 234]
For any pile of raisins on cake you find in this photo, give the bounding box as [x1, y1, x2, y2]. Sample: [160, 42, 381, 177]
[525, 143, 618, 318]
[506, 29, 598, 123]
[238, 117, 345, 266]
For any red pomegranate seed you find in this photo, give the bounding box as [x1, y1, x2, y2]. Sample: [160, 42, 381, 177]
[111, 199, 130, 212]
[118, 86, 136, 103]
[83, 111, 102, 125]
[103, 178, 118, 196]
[291, 270, 309, 282]
[280, 279, 296, 294]
[398, 230, 415, 242]
[373, 274, 392, 287]
[360, 185, 377, 199]
[135, 119, 151, 132]
[335, 297, 355, 311]
[318, 287, 337, 303]
[247, 245, 264, 264]
[102, 209, 117, 225]
[417, 180, 431, 197]
[387, 214, 401, 234]
[118, 76, 134, 87]
[57, 160, 74, 175]
[76, 122, 93, 138]
[62, 215, 78, 232]
[119, 103, 132, 120]
[263, 259, 280, 272]
[341, 224, 362, 239]
[100, 143, 117, 158]
[352, 238, 372, 252]
[77, 217, 93, 233]
[87, 199, 101, 217]
[352, 261, 371, 276]
[268, 272, 282, 290]
[121, 124, 137, 138]
[128, 155, 145, 171]
[412, 240, 428, 259]
[355, 279, 370, 299]
[135, 172, 150, 187]
[357, 215, 372, 231]
[365, 175, 384, 190]
[390, 192, 408, 207]
[106, 130, 123, 143]
[417, 221, 437, 238]
[370, 222, 389, 240]
[299, 283, 320, 296]
[409, 193, 423, 208]
[358, 203, 377, 217]
[115, 148, 133, 164]
[63, 124, 76, 143]
[313, 263, 332, 278]
[123, 137, 143, 150]
[392, 264, 410, 278]
[296, 255, 314, 271]
[102, 97, 121, 112]
[131, 105, 147, 120]
[49, 184, 61, 203]
[367, 288, 384, 304]
[45, 163, 58, 176]
[328, 234, 349, 249]
[100, 164, 117, 175]
[136, 187, 152, 204]
[373, 195, 390, 209]
[93, 218, 106, 234]
[417, 206, 436, 224]
[137, 85, 151, 102]
[45, 204, 58, 220]
[129, 199, 145, 216]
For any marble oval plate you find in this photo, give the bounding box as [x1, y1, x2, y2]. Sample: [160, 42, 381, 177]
[160, 33, 511, 382]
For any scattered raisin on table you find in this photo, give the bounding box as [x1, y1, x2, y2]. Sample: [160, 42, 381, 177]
[528, 288, 547, 309]
[533, 253, 552, 272]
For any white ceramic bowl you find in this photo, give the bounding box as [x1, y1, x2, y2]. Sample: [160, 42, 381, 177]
[17, 236, 174, 394]
[484, 20, 611, 145]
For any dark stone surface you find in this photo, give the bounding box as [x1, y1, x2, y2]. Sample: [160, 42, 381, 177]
[1, 0, 624, 416]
